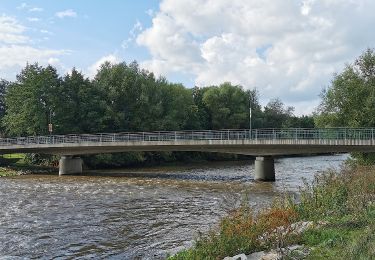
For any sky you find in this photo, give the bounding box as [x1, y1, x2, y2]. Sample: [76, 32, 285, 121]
[0, 0, 375, 115]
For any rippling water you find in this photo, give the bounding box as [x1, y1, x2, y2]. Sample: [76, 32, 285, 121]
[0, 154, 348, 259]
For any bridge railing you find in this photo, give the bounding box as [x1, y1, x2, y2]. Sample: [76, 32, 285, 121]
[0, 128, 374, 146]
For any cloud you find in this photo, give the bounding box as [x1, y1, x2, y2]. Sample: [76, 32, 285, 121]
[146, 9, 154, 17]
[137, 0, 375, 115]
[87, 54, 120, 78]
[17, 3, 43, 12]
[40, 29, 52, 35]
[0, 15, 68, 79]
[121, 21, 143, 49]
[0, 15, 28, 44]
[55, 9, 77, 18]
[16, 3, 28, 9]
[29, 7, 43, 12]
[0, 45, 67, 70]
[27, 17, 40, 22]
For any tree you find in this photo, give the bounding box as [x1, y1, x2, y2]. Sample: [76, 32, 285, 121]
[262, 98, 294, 128]
[315, 48, 375, 163]
[315, 49, 375, 128]
[53, 68, 105, 134]
[3, 64, 60, 136]
[0, 79, 9, 136]
[202, 83, 250, 129]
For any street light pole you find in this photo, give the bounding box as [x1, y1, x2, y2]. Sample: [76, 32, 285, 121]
[249, 94, 252, 139]
[48, 108, 53, 135]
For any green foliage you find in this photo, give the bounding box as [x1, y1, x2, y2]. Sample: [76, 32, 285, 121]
[3, 64, 60, 136]
[0, 79, 9, 136]
[315, 48, 375, 164]
[262, 98, 294, 128]
[315, 49, 375, 128]
[1, 61, 313, 167]
[202, 83, 250, 129]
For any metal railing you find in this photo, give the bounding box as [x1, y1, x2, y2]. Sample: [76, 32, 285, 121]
[0, 128, 374, 147]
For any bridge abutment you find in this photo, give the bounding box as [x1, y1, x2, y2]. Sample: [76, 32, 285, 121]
[59, 156, 83, 176]
[254, 156, 275, 181]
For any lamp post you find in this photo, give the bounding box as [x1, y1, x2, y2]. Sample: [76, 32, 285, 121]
[48, 108, 53, 135]
[249, 94, 252, 139]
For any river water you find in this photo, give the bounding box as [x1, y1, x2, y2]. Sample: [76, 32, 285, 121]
[0, 154, 348, 259]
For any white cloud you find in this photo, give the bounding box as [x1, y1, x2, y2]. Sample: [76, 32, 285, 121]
[121, 21, 143, 49]
[27, 17, 40, 22]
[0, 15, 68, 79]
[137, 0, 375, 115]
[55, 9, 77, 18]
[17, 3, 43, 12]
[40, 29, 52, 35]
[87, 54, 120, 78]
[146, 9, 154, 17]
[0, 15, 28, 44]
[17, 3, 28, 9]
[29, 7, 43, 12]
[0, 45, 67, 70]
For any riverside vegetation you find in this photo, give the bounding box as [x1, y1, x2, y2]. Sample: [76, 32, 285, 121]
[170, 164, 375, 259]
[0, 154, 55, 177]
[170, 49, 375, 259]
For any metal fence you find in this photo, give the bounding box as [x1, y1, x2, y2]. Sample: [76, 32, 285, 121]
[0, 128, 374, 147]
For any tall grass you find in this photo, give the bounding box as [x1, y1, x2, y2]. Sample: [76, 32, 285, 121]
[170, 165, 375, 259]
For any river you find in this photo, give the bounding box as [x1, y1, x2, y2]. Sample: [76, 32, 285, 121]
[0, 154, 348, 259]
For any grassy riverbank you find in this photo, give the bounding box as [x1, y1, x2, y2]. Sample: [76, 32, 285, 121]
[170, 164, 375, 259]
[0, 167, 20, 177]
[0, 154, 57, 177]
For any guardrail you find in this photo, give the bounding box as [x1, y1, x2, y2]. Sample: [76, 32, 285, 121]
[0, 128, 374, 147]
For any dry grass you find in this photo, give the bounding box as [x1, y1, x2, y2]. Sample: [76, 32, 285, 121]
[170, 164, 375, 260]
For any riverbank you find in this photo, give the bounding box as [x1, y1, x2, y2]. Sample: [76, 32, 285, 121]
[0, 165, 56, 177]
[0, 167, 21, 177]
[170, 164, 375, 259]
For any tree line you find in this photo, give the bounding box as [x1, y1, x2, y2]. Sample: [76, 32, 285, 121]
[0, 61, 315, 167]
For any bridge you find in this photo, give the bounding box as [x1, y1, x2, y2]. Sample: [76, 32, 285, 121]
[1, 128, 375, 181]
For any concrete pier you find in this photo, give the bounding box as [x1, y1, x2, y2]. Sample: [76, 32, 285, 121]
[59, 156, 83, 175]
[254, 156, 275, 181]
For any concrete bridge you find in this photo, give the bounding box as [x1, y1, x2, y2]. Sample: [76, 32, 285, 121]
[1, 128, 375, 181]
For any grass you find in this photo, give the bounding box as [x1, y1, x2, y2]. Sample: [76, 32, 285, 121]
[0, 167, 20, 177]
[170, 165, 375, 259]
[0, 153, 57, 176]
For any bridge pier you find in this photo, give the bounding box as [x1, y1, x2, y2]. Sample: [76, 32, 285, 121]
[254, 156, 275, 182]
[59, 156, 83, 176]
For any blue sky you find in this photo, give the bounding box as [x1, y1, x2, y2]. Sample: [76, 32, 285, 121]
[1, 1, 375, 114]
[0, 0, 160, 79]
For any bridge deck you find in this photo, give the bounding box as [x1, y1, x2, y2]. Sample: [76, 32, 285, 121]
[1, 128, 375, 155]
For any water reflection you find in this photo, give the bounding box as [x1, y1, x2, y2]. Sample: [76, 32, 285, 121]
[0, 154, 347, 259]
